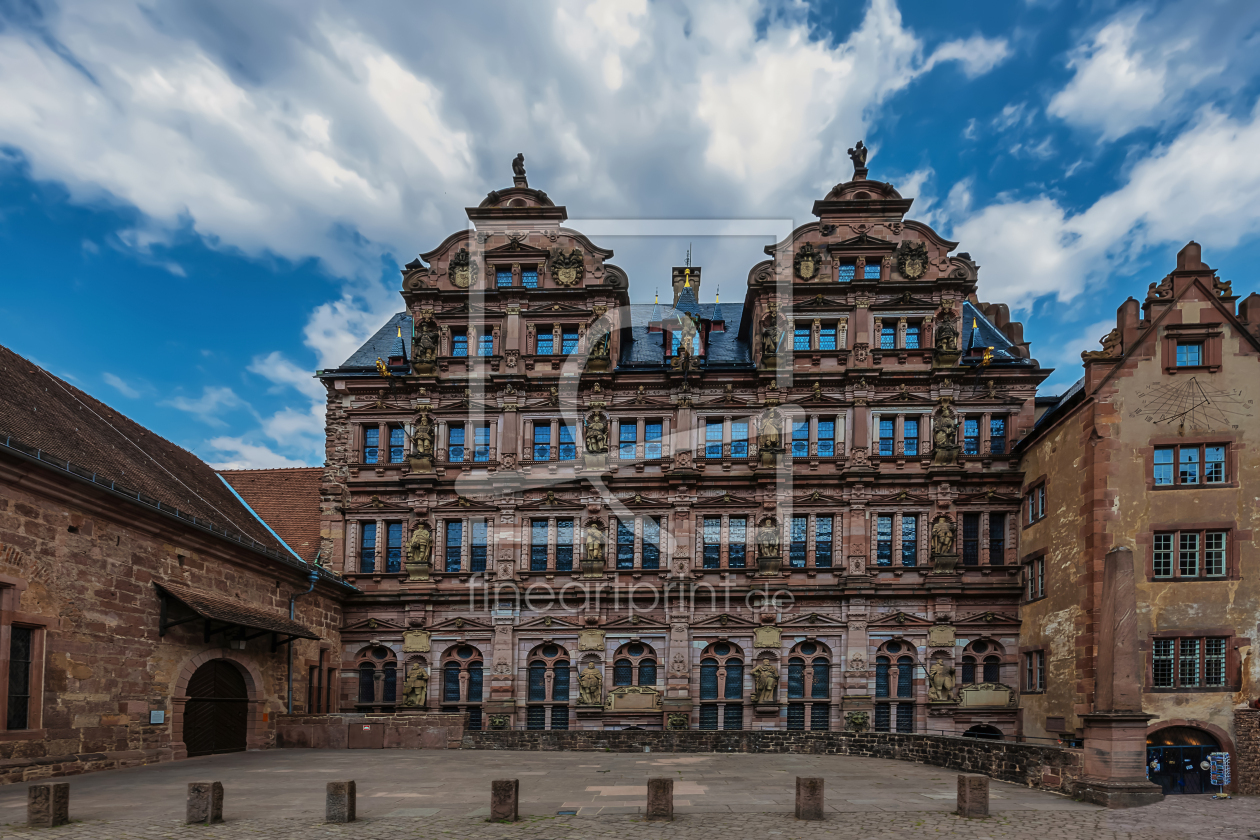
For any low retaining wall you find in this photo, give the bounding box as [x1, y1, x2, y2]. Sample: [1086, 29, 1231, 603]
[277, 713, 465, 750]
[462, 730, 1082, 793]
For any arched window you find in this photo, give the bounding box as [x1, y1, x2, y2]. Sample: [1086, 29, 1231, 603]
[614, 659, 633, 686]
[961, 656, 976, 685]
[811, 661, 829, 699]
[983, 656, 1001, 684]
[358, 663, 375, 703]
[383, 664, 397, 703]
[788, 657, 806, 699]
[526, 643, 571, 730]
[874, 642, 914, 733]
[443, 661, 461, 702]
[553, 660, 570, 701]
[897, 656, 914, 698]
[611, 642, 658, 686]
[638, 659, 657, 687]
[788, 640, 831, 730]
[962, 640, 1004, 685]
[700, 658, 719, 699]
[875, 657, 890, 697]
[698, 642, 747, 730]
[724, 659, 744, 700]
[529, 662, 547, 701]
[353, 645, 398, 708]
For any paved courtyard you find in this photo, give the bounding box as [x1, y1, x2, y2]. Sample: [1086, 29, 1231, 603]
[0, 750, 1252, 839]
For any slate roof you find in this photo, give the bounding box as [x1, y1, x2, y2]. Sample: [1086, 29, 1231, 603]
[334, 312, 413, 371]
[960, 301, 1030, 364]
[156, 581, 320, 640]
[674, 286, 703, 318]
[1032, 377, 1085, 431]
[219, 468, 324, 563]
[0, 342, 286, 555]
[619, 302, 752, 367]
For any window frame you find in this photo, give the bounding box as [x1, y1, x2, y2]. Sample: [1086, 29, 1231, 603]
[1152, 443, 1229, 488]
[1149, 634, 1233, 691]
[1024, 650, 1046, 693]
[1024, 481, 1047, 526]
[1150, 527, 1231, 580]
[1024, 553, 1046, 601]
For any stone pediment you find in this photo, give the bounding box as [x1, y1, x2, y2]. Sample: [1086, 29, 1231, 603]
[795, 293, 850, 310]
[870, 490, 932, 505]
[342, 616, 407, 632]
[872, 388, 934, 406]
[698, 491, 757, 507]
[517, 492, 585, 511]
[516, 615, 582, 631]
[527, 301, 592, 315]
[347, 495, 412, 514]
[828, 232, 897, 251]
[869, 610, 933, 628]
[793, 489, 845, 506]
[873, 292, 936, 309]
[433, 495, 499, 514]
[484, 240, 551, 259]
[781, 612, 846, 629]
[428, 616, 493, 633]
[955, 491, 1020, 505]
[605, 684, 662, 713]
[955, 610, 1019, 626]
[601, 615, 670, 633]
[690, 613, 759, 631]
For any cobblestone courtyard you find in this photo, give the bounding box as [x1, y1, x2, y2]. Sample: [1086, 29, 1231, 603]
[0, 751, 1253, 839]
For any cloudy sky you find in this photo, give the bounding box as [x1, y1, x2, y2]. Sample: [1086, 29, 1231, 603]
[3, 0, 1259, 469]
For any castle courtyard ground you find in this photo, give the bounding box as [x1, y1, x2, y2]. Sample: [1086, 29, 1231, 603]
[0, 750, 1253, 839]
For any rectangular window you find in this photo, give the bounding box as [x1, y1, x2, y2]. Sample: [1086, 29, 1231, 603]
[558, 425, 576, 461]
[874, 704, 890, 731]
[1152, 636, 1229, 688]
[531, 520, 549, 572]
[703, 516, 721, 569]
[903, 418, 919, 456]
[1179, 638, 1200, 687]
[386, 522, 403, 573]
[1205, 531, 1226, 577]
[810, 703, 829, 731]
[470, 521, 487, 573]
[864, 262, 881, 280]
[728, 517, 747, 568]
[836, 261, 856, 282]
[878, 418, 894, 457]
[1153, 533, 1173, 578]
[474, 424, 490, 462]
[360, 522, 377, 573]
[616, 520, 635, 570]
[904, 325, 920, 349]
[561, 329, 579, 355]
[790, 516, 807, 568]
[1179, 531, 1199, 577]
[876, 515, 893, 566]
[496, 268, 512, 287]
[895, 704, 914, 733]
[880, 325, 895, 350]
[1176, 341, 1203, 366]
[724, 704, 743, 730]
[364, 427, 380, 464]
[645, 421, 663, 459]
[444, 521, 462, 573]
[815, 516, 832, 568]
[1152, 639, 1174, 687]
[452, 331, 468, 357]
[1205, 445, 1226, 483]
[533, 424, 551, 461]
[962, 514, 980, 566]
[535, 331, 554, 355]
[1155, 444, 1228, 486]
[699, 704, 719, 730]
[389, 426, 405, 463]
[963, 418, 980, 455]
[1155, 529, 1229, 579]
[989, 417, 1006, 455]
[900, 515, 917, 567]
[642, 517, 661, 569]
[731, 420, 749, 458]
[1205, 638, 1227, 687]
[448, 424, 465, 463]
[1154, 447, 1174, 485]
[820, 324, 837, 350]
[1025, 651, 1046, 692]
[1179, 447, 1199, 485]
[817, 418, 835, 457]
[556, 519, 574, 572]
[527, 706, 546, 730]
[1026, 557, 1046, 600]
[989, 513, 1006, 563]
[706, 418, 723, 459]
[478, 333, 494, 357]
[1038, 485, 1046, 518]
[522, 267, 538, 288]
[619, 422, 637, 459]
[1026, 484, 1046, 523]
[791, 420, 809, 458]
[7, 626, 32, 732]
[786, 703, 806, 731]
[794, 327, 811, 351]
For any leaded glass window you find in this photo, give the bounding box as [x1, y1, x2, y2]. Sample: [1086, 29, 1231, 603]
[360, 522, 377, 573]
[815, 516, 832, 568]
[556, 519, 573, 571]
[703, 516, 721, 569]
[470, 521, 487, 573]
[790, 516, 807, 568]
[445, 521, 462, 572]
[642, 517, 660, 569]
[531, 520, 548, 572]
[386, 522, 402, 573]
[728, 517, 747, 568]
[616, 520, 635, 569]
[876, 516, 893, 566]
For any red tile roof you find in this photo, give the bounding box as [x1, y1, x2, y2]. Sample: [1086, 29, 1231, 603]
[0, 343, 286, 556]
[219, 467, 324, 563]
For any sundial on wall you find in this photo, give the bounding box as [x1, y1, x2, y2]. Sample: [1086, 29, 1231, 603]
[1130, 377, 1254, 431]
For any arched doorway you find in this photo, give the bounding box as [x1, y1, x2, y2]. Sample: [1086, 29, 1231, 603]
[962, 724, 1003, 740]
[184, 660, 249, 757]
[1146, 726, 1219, 795]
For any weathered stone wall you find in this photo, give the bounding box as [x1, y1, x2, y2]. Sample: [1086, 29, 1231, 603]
[0, 453, 344, 783]
[1234, 708, 1260, 794]
[461, 729, 1082, 792]
[277, 713, 465, 750]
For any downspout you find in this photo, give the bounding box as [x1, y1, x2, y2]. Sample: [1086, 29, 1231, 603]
[288, 552, 322, 714]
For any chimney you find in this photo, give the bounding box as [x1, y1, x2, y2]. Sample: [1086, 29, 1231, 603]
[1175, 241, 1205, 272]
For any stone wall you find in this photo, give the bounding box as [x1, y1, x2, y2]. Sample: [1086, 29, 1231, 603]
[461, 730, 1082, 792]
[1235, 709, 1260, 794]
[277, 713, 465, 750]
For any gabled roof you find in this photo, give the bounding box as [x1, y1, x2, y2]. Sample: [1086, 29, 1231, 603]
[219, 468, 324, 563]
[331, 312, 413, 372]
[619, 303, 752, 367]
[961, 301, 1027, 365]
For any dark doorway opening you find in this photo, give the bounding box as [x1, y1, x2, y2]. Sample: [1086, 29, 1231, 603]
[962, 724, 1003, 740]
[184, 660, 249, 757]
[1147, 726, 1221, 795]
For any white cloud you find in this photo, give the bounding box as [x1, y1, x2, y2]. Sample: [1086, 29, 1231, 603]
[922, 34, 1012, 79]
[102, 372, 140, 398]
[205, 437, 308, 470]
[247, 351, 326, 401]
[163, 386, 246, 426]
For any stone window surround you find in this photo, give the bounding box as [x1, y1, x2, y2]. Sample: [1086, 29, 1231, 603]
[524, 642, 573, 708]
[1161, 323, 1223, 374]
[1140, 519, 1242, 582]
[352, 644, 398, 707]
[1022, 549, 1048, 602]
[1144, 437, 1237, 491]
[869, 510, 927, 569]
[1143, 630, 1244, 693]
[870, 410, 927, 459]
[1021, 475, 1047, 528]
[1023, 649, 1046, 693]
[0, 574, 48, 738]
[439, 643, 486, 705]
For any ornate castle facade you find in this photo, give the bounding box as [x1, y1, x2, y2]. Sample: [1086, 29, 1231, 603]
[319, 152, 1050, 734]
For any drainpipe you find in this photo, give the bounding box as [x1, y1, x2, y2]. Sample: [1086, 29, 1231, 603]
[288, 557, 322, 714]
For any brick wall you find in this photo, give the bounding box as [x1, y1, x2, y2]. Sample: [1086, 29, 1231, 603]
[461, 730, 1082, 792]
[1235, 709, 1260, 794]
[277, 713, 465, 750]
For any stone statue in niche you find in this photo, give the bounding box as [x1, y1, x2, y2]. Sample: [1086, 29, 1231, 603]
[756, 515, 780, 559]
[512, 153, 526, 178]
[759, 408, 783, 453]
[931, 514, 955, 556]
[751, 659, 779, 704]
[582, 519, 607, 577]
[931, 400, 961, 467]
[401, 664, 429, 707]
[412, 413, 434, 458]
[584, 410, 609, 454]
[405, 520, 433, 580]
[412, 317, 439, 369]
[928, 660, 956, 702]
[578, 662, 603, 705]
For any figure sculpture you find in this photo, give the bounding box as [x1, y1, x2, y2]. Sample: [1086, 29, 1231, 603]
[512, 153, 526, 178]
[406, 520, 432, 566]
[931, 515, 956, 556]
[751, 659, 779, 704]
[401, 664, 429, 707]
[933, 402, 958, 450]
[584, 411, 609, 454]
[936, 320, 959, 352]
[928, 660, 956, 702]
[756, 516, 780, 558]
[761, 322, 782, 356]
[412, 414, 434, 458]
[759, 409, 783, 452]
[578, 662, 603, 705]
[584, 520, 606, 564]
[847, 140, 868, 170]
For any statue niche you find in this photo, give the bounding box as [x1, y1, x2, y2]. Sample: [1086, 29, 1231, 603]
[401, 663, 429, 708]
[756, 515, 782, 577]
[411, 315, 439, 374]
[751, 658, 779, 707]
[933, 305, 962, 368]
[586, 326, 611, 372]
[405, 520, 433, 581]
[671, 314, 700, 373]
[409, 412, 435, 473]
[759, 310, 785, 368]
[583, 410, 608, 471]
[582, 519, 606, 578]
[928, 659, 956, 703]
[578, 662, 603, 706]
[931, 399, 961, 468]
[930, 514, 958, 574]
[758, 407, 783, 467]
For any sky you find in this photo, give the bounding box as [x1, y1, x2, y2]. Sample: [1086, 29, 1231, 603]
[3, 0, 1260, 469]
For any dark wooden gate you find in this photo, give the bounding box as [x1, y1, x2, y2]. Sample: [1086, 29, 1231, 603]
[184, 660, 249, 757]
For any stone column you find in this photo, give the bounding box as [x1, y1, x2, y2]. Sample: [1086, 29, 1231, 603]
[1073, 546, 1163, 808]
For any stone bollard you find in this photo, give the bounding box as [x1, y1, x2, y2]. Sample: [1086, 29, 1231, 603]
[795, 777, 824, 820]
[956, 774, 989, 818]
[490, 779, 519, 822]
[326, 781, 356, 823]
[27, 783, 69, 828]
[646, 777, 673, 821]
[187, 781, 224, 825]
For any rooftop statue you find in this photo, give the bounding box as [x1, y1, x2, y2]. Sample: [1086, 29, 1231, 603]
[512, 153, 526, 178]
[847, 140, 868, 170]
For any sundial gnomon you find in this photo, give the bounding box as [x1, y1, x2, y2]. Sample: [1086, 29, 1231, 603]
[1130, 376, 1253, 430]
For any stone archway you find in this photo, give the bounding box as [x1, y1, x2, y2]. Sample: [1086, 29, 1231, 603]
[1146, 719, 1234, 795]
[171, 651, 266, 760]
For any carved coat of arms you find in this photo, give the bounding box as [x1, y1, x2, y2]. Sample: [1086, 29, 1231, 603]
[896, 240, 928, 280]
[449, 247, 477, 289]
[794, 242, 820, 281]
[550, 247, 585, 287]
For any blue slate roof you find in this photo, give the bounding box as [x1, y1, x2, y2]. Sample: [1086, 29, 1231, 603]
[335, 312, 412, 371]
[961, 301, 1028, 364]
[619, 302, 751, 367]
[674, 285, 703, 318]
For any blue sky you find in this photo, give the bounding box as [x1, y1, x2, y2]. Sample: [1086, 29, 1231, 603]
[3, 0, 1260, 468]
